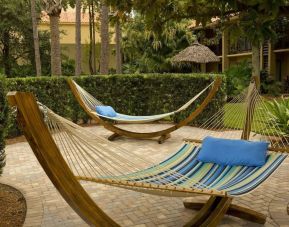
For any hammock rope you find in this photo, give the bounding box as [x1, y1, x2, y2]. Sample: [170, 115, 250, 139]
[42, 105, 200, 188]
[193, 83, 289, 147]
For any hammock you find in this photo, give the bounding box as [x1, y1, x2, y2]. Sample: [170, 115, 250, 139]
[69, 79, 214, 123]
[37, 105, 287, 197]
[7, 77, 289, 226]
[67, 77, 222, 143]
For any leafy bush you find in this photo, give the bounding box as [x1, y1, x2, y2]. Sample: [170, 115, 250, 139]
[225, 60, 252, 98]
[5, 73, 226, 137]
[122, 16, 195, 73]
[260, 70, 281, 96]
[266, 98, 289, 135]
[0, 76, 8, 174]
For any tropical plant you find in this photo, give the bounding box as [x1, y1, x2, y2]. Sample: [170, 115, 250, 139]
[266, 98, 289, 135]
[43, 0, 62, 76]
[30, 0, 42, 76]
[260, 70, 281, 96]
[0, 76, 8, 174]
[100, 0, 109, 74]
[122, 16, 195, 73]
[225, 60, 252, 97]
[75, 0, 82, 76]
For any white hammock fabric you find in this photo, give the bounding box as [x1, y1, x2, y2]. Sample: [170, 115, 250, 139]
[71, 80, 214, 123]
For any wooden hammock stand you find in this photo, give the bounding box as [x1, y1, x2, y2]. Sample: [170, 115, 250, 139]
[67, 77, 222, 144]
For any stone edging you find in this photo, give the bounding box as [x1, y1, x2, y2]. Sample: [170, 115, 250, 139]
[268, 192, 289, 226]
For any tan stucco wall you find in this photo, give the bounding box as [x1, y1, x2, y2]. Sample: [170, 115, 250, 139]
[61, 43, 116, 74]
[228, 55, 251, 67]
[39, 22, 116, 45]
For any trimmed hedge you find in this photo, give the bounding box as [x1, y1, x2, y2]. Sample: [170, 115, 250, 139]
[5, 73, 226, 137]
[0, 77, 8, 174]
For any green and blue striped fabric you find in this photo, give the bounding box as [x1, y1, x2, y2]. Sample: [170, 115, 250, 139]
[124, 143, 287, 197]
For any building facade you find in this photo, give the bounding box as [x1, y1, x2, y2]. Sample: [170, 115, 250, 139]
[193, 17, 289, 85]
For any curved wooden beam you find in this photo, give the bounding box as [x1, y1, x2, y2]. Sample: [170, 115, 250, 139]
[7, 91, 119, 227]
[67, 77, 222, 141]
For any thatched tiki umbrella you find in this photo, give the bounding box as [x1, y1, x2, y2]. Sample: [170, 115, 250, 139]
[172, 40, 220, 72]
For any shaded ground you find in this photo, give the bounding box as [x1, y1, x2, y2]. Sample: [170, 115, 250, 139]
[0, 183, 26, 227]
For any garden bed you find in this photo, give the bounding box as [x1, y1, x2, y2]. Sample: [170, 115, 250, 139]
[0, 183, 26, 227]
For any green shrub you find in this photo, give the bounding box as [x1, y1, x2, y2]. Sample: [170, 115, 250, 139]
[225, 60, 252, 98]
[260, 71, 282, 96]
[266, 98, 289, 135]
[5, 73, 226, 137]
[0, 76, 8, 174]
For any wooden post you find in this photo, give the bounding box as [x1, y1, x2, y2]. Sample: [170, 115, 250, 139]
[241, 77, 258, 140]
[268, 41, 276, 79]
[222, 29, 229, 72]
[200, 63, 206, 73]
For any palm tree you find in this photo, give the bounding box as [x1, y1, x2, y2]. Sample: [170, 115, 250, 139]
[75, 0, 81, 76]
[88, 0, 96, 74]
[115, 18, 122, 74]
[44, 0, 62, 76]
[100, 0, 109, 74]
[30, 0, 42, 76]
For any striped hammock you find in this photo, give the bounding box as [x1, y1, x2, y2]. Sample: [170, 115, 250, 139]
[39, 103, 287, 198]
[71, 80, 214, 123]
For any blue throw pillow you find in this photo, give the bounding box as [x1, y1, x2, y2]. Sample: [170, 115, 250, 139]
[197, 136, 269, 167]
[95, 106, 117, 117]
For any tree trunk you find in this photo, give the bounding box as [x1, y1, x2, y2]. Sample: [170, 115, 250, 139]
[100, 1, 109, 75]
[2, 31, 11, 77]
[252, 43, 261, 88]
[30, 0, 42, 76]
[49, 15, 62, 76]
[91, 2, 96, 73]
[75, 0, 81, 76]
[115, 20, 122, 74]
[88, 2, 96, 74]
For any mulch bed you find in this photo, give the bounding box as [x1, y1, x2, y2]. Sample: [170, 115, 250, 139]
[0, 183, 26, 227]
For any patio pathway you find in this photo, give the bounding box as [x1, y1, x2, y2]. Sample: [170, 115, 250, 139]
[1, 124, 289, 227]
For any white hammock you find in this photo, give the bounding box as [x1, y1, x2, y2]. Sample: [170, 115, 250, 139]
[71, 80, 214, 123]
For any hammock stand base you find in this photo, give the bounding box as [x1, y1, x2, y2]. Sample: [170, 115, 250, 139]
[108, 132, 171, 144]
[158, 133, 171, 144]
[108, 132, 122, 141]
[184, 196, 266, 226]
[68, 77, 222, 143]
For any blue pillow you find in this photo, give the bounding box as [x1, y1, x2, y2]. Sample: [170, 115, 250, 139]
[95, 106, 117, 117]
[197, 136, 269, 167]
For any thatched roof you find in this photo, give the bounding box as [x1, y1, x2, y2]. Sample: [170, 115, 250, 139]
[171, 40, 220, 64]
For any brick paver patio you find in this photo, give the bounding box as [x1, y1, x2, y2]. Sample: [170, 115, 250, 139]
[1, 124, 289, 227]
